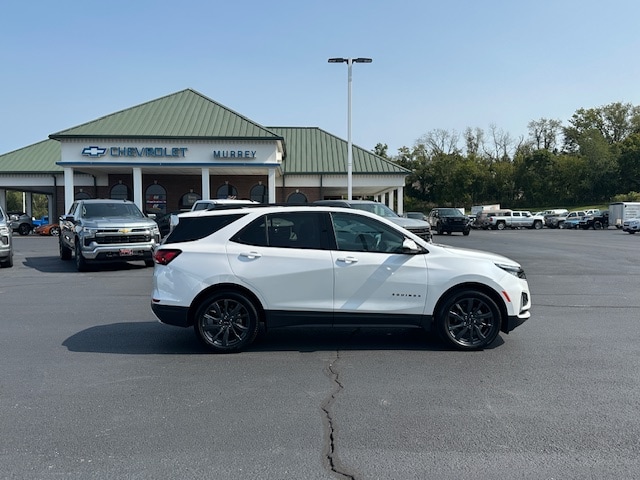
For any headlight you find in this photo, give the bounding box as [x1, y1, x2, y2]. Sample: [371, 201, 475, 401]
[0, 225, 9, 235]
[496, 263, 526, 279]
[82, 227, 97, 236]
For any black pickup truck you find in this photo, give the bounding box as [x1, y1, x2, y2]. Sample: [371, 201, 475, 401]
[579, 210, 609, 229]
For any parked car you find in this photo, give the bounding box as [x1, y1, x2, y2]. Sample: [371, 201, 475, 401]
[0, 205, 14, 268]
[59, 199, 161, 271]
[151, 205, 531, 352]
[191, 199, 259, 211]
[313, 200, 432, 242]
[8, 212, 33, 236]
[622, 217, 640, 233]
[32, 215, 50, 228]
[559, 211, 586, 229]
[427, 207, 471, 235]
[483, 210, 544, 230]
[579, 210, 609, 230]
[34, 223, 60, 236]
[404, 211, 428, 221]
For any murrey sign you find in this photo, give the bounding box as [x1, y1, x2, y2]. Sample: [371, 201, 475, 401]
[212, 150, 257, 159]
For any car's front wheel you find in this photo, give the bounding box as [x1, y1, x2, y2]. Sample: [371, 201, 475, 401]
[194, 290, 260, 353]
[436, 290, 501, 350]
[59, 238, 72, 260]
[75, 242, 89, 272]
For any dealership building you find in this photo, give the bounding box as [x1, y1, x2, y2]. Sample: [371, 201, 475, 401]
[0, 89, 410, 220]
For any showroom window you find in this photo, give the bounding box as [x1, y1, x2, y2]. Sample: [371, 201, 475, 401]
[217, 182, 238, 199]
[179, 191, 201, 210]
[287, 191, 308, 204]
[75, 191, 91, 200]
[250, 183, 267, 203]
[110, 183, 130, 200]
[145, 183, 167, 214]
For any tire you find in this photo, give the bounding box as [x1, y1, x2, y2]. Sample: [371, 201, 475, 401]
[436, 222, 443, 235]
[59, 238, 72, 260]
[436, 290, 502, 350]
[463, 229, 470, 236]
[0, 255, 13, 268]
[593, 221, 602, 230]
[75, 242, 89, 272]
[496, 222, 506, 230]
[18, 223, 31, 236]
[533, 221, 542, 230]
[144, 259, 155, 267]
[194, 290, 259, 353]
[50, 226, 60, 236]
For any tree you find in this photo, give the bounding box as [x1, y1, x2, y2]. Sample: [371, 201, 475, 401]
[373, 143, 389, 159]
[527, 118, 562, 151]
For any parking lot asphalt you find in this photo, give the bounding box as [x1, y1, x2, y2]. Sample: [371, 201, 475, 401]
[1, 229, 639, 480]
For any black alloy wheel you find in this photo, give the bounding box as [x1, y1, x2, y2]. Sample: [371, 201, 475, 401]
[437, 290, 501, 350]
[18, 223, 31, 236]
[194, 290, 259, 353]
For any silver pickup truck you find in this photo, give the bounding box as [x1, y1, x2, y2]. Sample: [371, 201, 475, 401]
[59, 199, 161, 271]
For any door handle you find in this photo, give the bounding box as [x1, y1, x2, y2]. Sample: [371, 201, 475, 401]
[337, 256, 358, 264]
[240, 251, 262, 259]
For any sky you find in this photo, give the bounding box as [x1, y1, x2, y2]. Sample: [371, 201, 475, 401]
[2, 0, 640, 157]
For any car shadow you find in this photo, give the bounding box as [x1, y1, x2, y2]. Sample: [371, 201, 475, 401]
[22, 255, 150, 273]
[62, 322, 504, 354]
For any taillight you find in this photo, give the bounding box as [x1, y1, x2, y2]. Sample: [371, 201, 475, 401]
[153, 249, 182, 265]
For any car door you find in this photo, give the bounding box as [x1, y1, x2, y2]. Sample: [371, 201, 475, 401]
[329, 212, 429, 326]
[226, 211, 334, 327]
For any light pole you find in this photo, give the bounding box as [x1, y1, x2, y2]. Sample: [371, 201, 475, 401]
[328, 57, 372, 200]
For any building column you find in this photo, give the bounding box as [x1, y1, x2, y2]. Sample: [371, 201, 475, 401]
[201, 168, 210, 200]
[64, 168, 75, 213]
[0, 189, 6, 211]
[47, 195, 54, 222]
[387, 189, 395, 212]
[396, 186, 404, 215]
[268, 168, 276, 204]
[133, 167, 143, 212]
[25, 192, 33, 217]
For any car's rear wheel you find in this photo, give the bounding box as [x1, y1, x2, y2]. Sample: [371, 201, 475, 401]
[436, 290, 501, 350]
[50, 226, 60, 236]
[194, 290, 259, 353]
[18, 223, 31, 235]
[496, 222, 505, 230]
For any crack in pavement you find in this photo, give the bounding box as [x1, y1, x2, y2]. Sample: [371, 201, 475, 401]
[321, 350, 358, 480]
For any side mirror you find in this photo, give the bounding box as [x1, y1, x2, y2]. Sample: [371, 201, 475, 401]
[147, 213, 157, 220]
[402, 238, 421, 253]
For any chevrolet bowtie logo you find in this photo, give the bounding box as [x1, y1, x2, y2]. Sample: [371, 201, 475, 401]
[82, 146, 107, 157]
[118, 228, 132, 234]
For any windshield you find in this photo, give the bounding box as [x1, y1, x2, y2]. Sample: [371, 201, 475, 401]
[82, 203, 144, 218]
[438, 208, 465, 217]
[351, 203, 399, 218]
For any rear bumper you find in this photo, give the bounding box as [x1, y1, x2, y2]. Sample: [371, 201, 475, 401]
[151, 302, 190, 327]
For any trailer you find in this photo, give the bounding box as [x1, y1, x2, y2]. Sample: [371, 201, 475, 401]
[609, 202, 640, 228]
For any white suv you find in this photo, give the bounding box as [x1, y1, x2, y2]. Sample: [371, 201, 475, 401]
[151, 205, 531, 352]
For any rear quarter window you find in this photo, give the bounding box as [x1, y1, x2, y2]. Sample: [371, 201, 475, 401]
[165, 213, 246, 243]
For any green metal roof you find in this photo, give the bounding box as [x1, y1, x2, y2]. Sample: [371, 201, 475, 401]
[49, 89, 283, 141]
[268, 127, 409, 175]
[0, 139, 61, 173]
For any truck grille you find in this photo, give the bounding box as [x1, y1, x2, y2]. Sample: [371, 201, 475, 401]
[406, 226, 432, 241]
[97, 234, 151, 245]
[84, 228, 152, 246]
